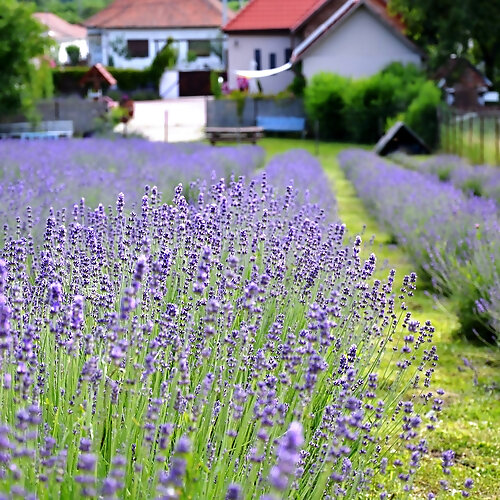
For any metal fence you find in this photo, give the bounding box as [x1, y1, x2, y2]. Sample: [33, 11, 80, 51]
[439, 107, 500, 165]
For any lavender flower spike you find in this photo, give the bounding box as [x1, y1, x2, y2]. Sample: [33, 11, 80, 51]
[268, 422, 304, 491]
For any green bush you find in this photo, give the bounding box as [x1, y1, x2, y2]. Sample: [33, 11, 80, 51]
[53, 67, 154, 95]
[148, 38, 178, 89]
[109, 68, 153, 91]
[303, 63, 439, 148]
[210, 71, 222, 98]
[403, 81, 441, 149]
[304, 72, 350, 140]
[65, 44, 80, 65]
[52, 67, 88, 94]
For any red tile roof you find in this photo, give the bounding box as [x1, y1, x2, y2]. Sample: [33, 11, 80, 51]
[224, 0, 328, 32]
[34, 12, 87, 40]
[85, 0, 228, 29]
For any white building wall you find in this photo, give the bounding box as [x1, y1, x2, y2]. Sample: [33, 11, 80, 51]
[227, 34, 295, 95]
[302, 7, 422, 81]
[89, 27, 224, 70]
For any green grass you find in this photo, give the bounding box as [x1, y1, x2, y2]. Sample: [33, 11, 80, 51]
[258, 137, 500, 498]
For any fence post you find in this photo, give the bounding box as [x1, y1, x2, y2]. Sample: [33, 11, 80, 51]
[496, 117, 499, 166]
[458, 113, 463, 157]
[469, 113, 473, 161]
[479, 114, 485, 164]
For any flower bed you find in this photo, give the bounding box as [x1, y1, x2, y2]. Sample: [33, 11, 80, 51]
[340, 149, 500, 342]
[390, 153, 500, 207]
[0, 138, 265, 236]
[0, 146, 467, 498]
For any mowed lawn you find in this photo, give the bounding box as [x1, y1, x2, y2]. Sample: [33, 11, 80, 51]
[257, 138, 500, 498]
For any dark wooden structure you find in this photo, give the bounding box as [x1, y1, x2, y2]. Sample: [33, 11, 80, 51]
[205, 126, 264, 145]
[434, 56, 492, 109]
[80, 64, 117, 97]
[374, 121, 430, 156]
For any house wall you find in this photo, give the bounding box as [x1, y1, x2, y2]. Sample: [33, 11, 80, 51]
[88, 27, 224, 71]
[227, 34, 296, 95]
[301, 7, 422, 81]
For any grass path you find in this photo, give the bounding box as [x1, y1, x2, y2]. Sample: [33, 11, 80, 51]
[259, 138, 500, 498]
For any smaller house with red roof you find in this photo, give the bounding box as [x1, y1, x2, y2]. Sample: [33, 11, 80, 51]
[224, 0, 424, 94]
[84, 0, 229, 71]
[34, 12, 88, 65]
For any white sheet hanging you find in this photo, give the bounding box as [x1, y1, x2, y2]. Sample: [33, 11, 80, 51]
[235, 62, 292, 79]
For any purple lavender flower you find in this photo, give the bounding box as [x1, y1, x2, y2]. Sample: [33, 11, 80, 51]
[268, 422, 303, 491]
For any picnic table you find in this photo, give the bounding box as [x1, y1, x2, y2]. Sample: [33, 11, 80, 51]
[205, 126, 264, 145]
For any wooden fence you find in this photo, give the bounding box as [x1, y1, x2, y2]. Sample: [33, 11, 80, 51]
[439, 107, 500, 165]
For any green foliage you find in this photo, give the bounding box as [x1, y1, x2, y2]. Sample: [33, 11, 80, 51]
[210, 71, 222, 98]
[304, 64, 440, 147]
[148, 38, 178, 89]
[53, 67, 154, 95]
[52, 66, 87, 94]
[0, 0, 53, 117]
[304, 72, 350, 140]
[389, 0, 500, 84]
[288, 61, 306, 97]
[65, 44, 81, 65]
[31, 0, 114, 24]
[229, 90, 247, 122]
[403, 81, 441, 149]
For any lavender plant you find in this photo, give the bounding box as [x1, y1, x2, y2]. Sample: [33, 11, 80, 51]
[0, 148, 461, 498]
[340, 149, 500, 343]
[0, 138, 264, 237]
[390, 152, 500, 207]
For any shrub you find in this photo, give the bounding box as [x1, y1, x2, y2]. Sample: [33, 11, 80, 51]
[403, 81, 441, 150]
[65, 44, 81, 65]
[303, 63, 438, 147]
[304, 72, 350, 139]
[210, 70, 222, 98]
[148, 38, 178, 89]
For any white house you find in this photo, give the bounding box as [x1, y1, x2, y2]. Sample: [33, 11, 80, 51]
[224, 0, 425, 94]
[84, 0, 229, 72]
[34, 12, 89, 65]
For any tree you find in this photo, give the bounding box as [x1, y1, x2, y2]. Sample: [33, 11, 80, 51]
[389, 0, 500, 85]
[0, 0, 52, 117]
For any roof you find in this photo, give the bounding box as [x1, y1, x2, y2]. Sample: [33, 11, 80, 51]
[85, 0, 228, 29]
[374, 121, 430, 156]
[292, 0, 422, 62]
[80, 64, 118, 87]
[34, 12, 87, 41]
[434, 56, 492, 89]
[224, 0, 328, 32]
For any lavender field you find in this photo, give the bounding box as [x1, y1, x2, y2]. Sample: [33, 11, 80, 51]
[340, 149, 500, 342]
[0, 139, 476, 498]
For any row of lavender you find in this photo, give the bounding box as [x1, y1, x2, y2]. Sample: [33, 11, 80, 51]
[340, 149, 500, 342]
[0, 139, 264, 241]
[0, 141, 462, 498]
[389, 152, 500, 207]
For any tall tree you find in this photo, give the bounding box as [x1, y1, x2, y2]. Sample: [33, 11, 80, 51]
[390, 0, 500, 84]
[0, 0, 52, 116]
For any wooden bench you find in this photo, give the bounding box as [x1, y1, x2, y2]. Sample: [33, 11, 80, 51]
[256, 116, 306, 136]
[206, 126, 264, 145]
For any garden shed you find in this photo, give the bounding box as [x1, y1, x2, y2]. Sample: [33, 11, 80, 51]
[374, 121, 430, 156]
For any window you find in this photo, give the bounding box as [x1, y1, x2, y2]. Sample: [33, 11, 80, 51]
[254, 49, 261, 70]
[127, 39, 149, 58]
[285, 48, 292, 64]
[188, 40, 211, 58]
[269, 53, 276, 69]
